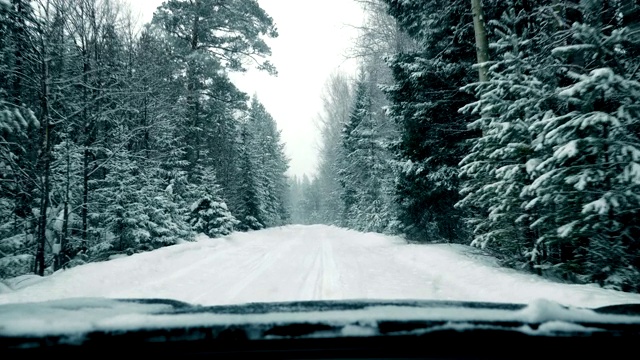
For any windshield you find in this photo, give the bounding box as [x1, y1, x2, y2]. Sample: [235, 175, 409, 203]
[1, 0, 640, 332]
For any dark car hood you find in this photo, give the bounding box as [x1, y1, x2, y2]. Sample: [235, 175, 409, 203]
[1, 298, 640, 354]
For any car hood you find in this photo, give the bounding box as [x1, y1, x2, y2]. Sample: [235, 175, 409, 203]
[1, 298, 640, 352]
[1, 298, 640, 335]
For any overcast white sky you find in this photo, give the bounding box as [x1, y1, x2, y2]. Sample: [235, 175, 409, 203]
[128, 0, 364, 177]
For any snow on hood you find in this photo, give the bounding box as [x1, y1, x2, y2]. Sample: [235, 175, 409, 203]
[0, 298, 639, 338]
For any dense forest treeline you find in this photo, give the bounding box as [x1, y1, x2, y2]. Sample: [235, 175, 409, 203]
[3, 0, 640, 294]
[291, 0, 640, 292]
[0, 0, 289, 277]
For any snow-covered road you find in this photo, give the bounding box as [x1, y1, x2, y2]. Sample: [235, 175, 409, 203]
[1, 225, 640, 308]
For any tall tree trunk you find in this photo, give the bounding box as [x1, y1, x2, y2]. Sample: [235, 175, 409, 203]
[11, 0, 33, 239]
[143, 89, 149, 157]
[187, 1, 201, 168]
[10, 0, 26, 105]
[36, 15, 51, 276]
[82, 145, 89, 249]
[36, 123, 50, 275]
[56, 138, 71, 271]
[81, 43, 90, 249]
[471, 0, 490, 82]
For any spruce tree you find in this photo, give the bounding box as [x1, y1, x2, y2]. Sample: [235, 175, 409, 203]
[525, 16, 640, 289]
[186, 165, 239, 238]
[379, 0, 511, 242]
[0, 99, 39, 277]
[315, 73, 354, 226]
[457, 5, 555, 266]
[339, 79, 369, 226]
[339, 74, 395, 232]
[236, 114, 266, 231]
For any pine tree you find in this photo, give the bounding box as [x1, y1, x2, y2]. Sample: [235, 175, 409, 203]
[235, 97, 290, 230]
[251, 97, 289, 227]
[300, 175, 322, 225]
[152, 0, 276, 170]
[93, 149, 150, 256]
[287, 175, 307, 224]
[339, 74, 395, 232]
[339, 79, 368, 226]
[0, 0, 43, 275]
[0, 0, 282, 277]
[186, 165, 239, 238]
[314, 73, 354, 225]
[236, 114, 265, 231]
[50, 132, 84, 269]
[529, 23, 640, 289]
[457, 5, 555, 266]
[380, 0, 507, 242]
[0, 99, 39, 277]
[525, 16, 640, 289]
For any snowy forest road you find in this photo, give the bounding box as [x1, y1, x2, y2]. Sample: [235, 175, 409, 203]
[2, 225, 640, 308]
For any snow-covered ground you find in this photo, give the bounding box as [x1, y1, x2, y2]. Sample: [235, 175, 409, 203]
[1, 225, 640, 308]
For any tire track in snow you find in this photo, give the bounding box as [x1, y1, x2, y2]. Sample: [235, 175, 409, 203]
[297, 234, 343, 301]
[192, 236, 298, 304]
[319, 236, 341, 299]
[135, 241, 240, 292]
[297, 238, 323, 300]
[7, 225, 640, 308]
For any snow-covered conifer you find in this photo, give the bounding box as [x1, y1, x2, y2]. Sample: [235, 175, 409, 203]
[525, 17, 640, 290]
